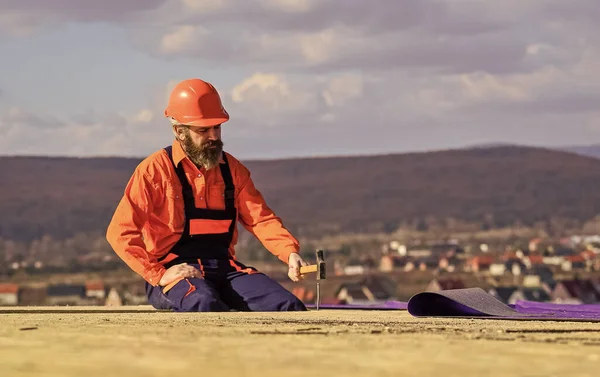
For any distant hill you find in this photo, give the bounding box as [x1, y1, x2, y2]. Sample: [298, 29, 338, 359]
[467, 143, 600, 161]
[559, 144, 600, 160]
[2, 145, 600, 242]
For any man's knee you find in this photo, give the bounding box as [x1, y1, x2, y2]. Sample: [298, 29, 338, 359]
[265, 290, 307, 311]
[280, 293, 307, 311]
[178, 288, 229, 312]
[229, 273, 308, 311]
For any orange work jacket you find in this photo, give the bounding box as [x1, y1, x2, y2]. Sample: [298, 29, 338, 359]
[106, 140, 299, 286]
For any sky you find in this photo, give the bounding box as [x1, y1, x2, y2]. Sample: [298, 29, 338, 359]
[0, 0, 599, 160]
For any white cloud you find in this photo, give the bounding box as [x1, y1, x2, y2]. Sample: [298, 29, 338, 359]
[227, 73, 321, 128]
[0, 11, 59, 36]
[1, 0, 600, 158]
[182, 0, 230, 12]
[5, 107, 65, 129]
[458, 72, 532, 102]
[130, 109, 154, 124]
[231, 73, 291, 104]
[2, 0, 597, 75]
[159, 25, 201, 54]
[259, 0, 317, 13]
[297, 27, 352, 66]
[0, 1, 169, 37]
[322, 73, 364, 107]
[0, 107, 171, 157]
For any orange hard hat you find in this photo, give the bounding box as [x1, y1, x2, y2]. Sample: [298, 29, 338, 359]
[164, 78, 229, 127]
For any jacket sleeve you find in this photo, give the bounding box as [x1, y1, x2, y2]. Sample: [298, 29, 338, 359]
[235, 169, 300, 264]
[106, 168, 166, 286]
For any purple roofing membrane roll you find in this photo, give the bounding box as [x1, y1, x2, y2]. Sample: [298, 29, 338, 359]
[514, 300, 600, 314]
[305, 287, 600, 321]
[407, 288, 600, 321]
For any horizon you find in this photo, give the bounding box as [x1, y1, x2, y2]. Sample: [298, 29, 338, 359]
[0, 141, 598, 162]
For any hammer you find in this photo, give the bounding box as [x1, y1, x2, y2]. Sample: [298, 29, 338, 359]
[299, 249, 326, 310]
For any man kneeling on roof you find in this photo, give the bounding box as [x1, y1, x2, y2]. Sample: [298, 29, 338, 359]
[106, 78, 308, 312]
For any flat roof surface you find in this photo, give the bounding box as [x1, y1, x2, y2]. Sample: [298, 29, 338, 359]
[1, 308, 598, 376]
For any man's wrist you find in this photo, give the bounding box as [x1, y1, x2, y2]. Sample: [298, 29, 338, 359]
[280, 248, 299, 265]
[146, 265, 167, 286]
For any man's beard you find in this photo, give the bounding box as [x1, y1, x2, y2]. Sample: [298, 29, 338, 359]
[181, 130, 224, 170]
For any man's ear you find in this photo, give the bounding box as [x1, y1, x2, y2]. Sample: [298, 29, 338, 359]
[172, 125, 185, 140]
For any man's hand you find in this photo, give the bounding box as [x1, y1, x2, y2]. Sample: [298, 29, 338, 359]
[159, 263, 202, 286]
[287, 253, 308, 282]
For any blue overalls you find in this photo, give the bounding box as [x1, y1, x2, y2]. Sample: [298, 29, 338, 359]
[144, 145, 306, 312]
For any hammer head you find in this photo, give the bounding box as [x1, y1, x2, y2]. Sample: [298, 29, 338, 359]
[316, 249, 326, 280]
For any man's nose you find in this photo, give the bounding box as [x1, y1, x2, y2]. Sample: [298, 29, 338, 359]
[207, 128, 218, 140]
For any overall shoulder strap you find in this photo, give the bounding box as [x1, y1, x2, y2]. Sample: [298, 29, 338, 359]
[164, 145, 173, 161]
[219, 152, 235, 210]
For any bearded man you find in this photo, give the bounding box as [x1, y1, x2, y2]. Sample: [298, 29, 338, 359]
[106, 78, 308, 312]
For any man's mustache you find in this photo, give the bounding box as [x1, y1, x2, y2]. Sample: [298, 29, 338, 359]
[203, 140, 223, 149]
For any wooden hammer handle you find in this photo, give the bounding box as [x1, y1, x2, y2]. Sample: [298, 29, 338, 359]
[299, 265, 318, 274]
